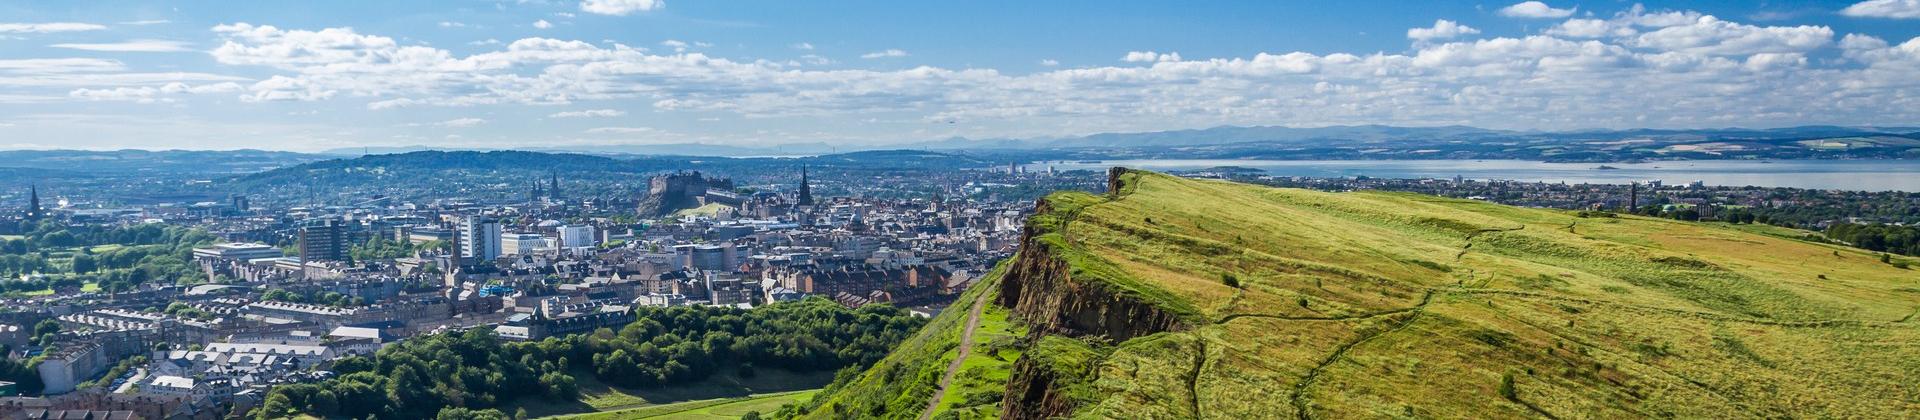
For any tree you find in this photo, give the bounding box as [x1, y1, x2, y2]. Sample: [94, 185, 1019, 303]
[31, 319, 60, 345]
[1221, 273, 1241, 289]
[258, 392, 295, 420]
[70, 255, 96, 274]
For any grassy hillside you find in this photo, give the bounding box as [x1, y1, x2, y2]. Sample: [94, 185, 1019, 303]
[799, 169, 1920, 419]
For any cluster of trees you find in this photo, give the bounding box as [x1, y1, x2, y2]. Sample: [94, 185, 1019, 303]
[260, 298, 926, 419]
[1629, 205, 1764, 224]
[1826, 223, 1920, 257]
[261, 288, 368, 307]
[0, 223, 214, 293]
[350, 237, 443, 261]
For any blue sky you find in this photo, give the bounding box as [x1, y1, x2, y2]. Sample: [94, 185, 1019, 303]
[1, 0, 1918, 151]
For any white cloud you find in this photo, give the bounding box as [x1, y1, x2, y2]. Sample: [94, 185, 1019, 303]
[439, 21, 468, 28]
[0, 22, 107, 33]
[661, 39, 690, 52]
[861, 49, 908, 59]
[1499, 1, 1577, 18]
[0, 58, 126, 73]
[533, 19, 553, 29]
[433, 118, 488, 127]
[585, 126, 654, 134]
[1122, 51, 1181, 62]
[1627, 16, 1832, 55]
[580, 0, 663, 16]
[1408, 19, 1481, 41]
[791, 42, 814, 50]
[69, 82, 242, 103]
[550, 109, 625, 118]
[796, 54, 832, 65]
[118, 20, 171, 26]
[1547, 19, 1635, 38]
[1841, 0, 1920, 18]
[187, 17, 1920, 137]
[50, 40, 194, 52]
[1039, 59, 1060, 67]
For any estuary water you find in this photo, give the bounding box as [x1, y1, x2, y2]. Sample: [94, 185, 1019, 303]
[1024, 159, 1920, 192]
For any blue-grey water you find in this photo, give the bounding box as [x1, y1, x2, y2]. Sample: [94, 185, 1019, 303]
[1024, 159, 1920, 192]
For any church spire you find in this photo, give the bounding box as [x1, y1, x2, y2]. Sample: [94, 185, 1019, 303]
[797, 165, 814, 206]
[549, 171, 561, 199]
[25, 185, 41, 221]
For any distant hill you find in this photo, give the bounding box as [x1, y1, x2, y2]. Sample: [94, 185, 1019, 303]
[799, 169, 1920, 418]
[918, 124, 1920, 150]
[0, 149, 325, 174]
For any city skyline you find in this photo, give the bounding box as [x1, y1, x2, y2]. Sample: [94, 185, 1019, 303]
[0, 0, 1918, 151]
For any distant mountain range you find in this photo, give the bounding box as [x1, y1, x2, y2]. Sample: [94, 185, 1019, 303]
[318, 125, 1920, 157]
[10, 125, 1919, 176]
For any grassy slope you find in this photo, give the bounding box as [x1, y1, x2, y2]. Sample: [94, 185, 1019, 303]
[512, 368, 831, 419]
[800, 170, 1920, 418]
[1057, 170, 1920, 418]
[793, 263, 1011, 420]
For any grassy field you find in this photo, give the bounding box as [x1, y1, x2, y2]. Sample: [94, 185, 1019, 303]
[546, 390, 817, 420]
[672, 203, 735, 219]
[794, 264, 1009, 419]
[508, 368, 832, 419]
[814, 169, 1920, 419]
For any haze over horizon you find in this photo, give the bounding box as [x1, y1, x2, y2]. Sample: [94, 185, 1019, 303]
[2, 0, 1919, 152]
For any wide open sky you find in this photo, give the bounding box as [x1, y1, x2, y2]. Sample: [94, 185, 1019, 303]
[1, 0, 1917, 151]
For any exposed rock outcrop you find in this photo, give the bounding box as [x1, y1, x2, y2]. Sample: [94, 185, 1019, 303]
[635, 171, 735, 217]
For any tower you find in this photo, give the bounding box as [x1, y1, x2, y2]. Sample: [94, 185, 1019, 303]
[797, 165, 814, 206]
[1629, 182, 1639, 211]
[549, 171, 561, 200]
[25, 185, 41, 221]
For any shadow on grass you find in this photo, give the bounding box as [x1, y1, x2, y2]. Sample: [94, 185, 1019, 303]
[509, 368, 835, 418]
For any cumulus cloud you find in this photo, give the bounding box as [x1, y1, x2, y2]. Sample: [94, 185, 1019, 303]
[585, 126, 653, 134]
[433, 118, 488, 127]
[162, 16, 1920, 135]
[861, 49, 908, 59]
[1626, 16, 1832, 55]
[0, 22, 107, 33]
[1122, 51, 1181, 63]
[581, 0, 663, 16]
[1500, 2, 1577, 18]
[791, 42, 814, 50]
[1039, 59, 1060, 67]
[50, 40, 194, 52]
[1408, 19, 1481, 41]
[550, 109, 625, 118]
[1547, 19, 1634, 38]
[533, 19, 553, 29]
[1841, 0, 1920, 18]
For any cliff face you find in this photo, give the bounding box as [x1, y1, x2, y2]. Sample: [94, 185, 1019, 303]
[636, 171, 734, 216]
[994, 217, 1185, 342]
[994, 170, 1188, 419]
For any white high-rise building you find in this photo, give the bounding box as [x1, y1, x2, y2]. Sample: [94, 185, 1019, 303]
[460, 216, 503, 262]
[558, 225, 597, 248]
[501, 233, 550, 255]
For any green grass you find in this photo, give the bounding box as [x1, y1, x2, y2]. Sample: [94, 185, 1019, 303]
[927, 302, 1028, 418]
[821, 169, 1920, 419]
[672, 203, 734, 218]
[547, 390, 816, 420]
[794, 263, 1012, 420]
[508, 368, 831, 419]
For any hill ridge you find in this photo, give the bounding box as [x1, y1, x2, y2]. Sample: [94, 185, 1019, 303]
[793, 168, 1920, 419]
